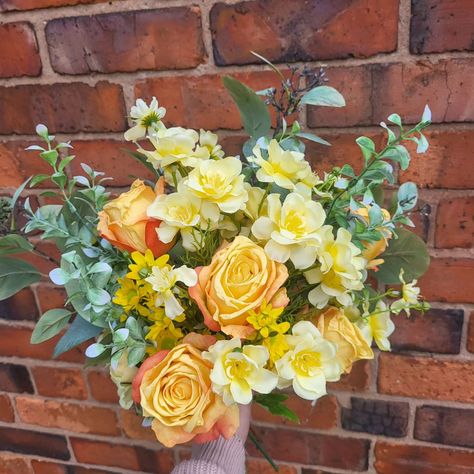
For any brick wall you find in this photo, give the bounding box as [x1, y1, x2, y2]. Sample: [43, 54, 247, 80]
[0, 0, 473, 473]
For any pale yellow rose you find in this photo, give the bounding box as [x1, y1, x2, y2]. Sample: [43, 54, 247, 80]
[133, 342, 239, 447]
[98, 179, 173, 257]
[189, 236, 289, 339]
[314, 307, 374, 373]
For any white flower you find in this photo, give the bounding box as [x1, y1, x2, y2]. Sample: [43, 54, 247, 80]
[145, 263, 197, 319]
[357, 301, 395, 351]
[194, 130, 224, 160]
[203, 339, 278, 405]
[251, 192, 327, 269]
[275, 321, 341, 401]
[390, 270, 421, 316]
[110, 350, 138, 409]
[124, 97, 166, 141]
[306, 227, 365, 308]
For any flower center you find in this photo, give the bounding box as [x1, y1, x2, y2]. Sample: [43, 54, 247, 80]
[225, 358, 251, 380]
[140, 111, 160, 128]
[293, 350, 321, 376]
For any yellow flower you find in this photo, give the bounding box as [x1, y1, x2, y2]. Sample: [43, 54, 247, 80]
[314, 307, 373, 373]
[250, 139, 313, 191]
[305, 227, 365, 308]
[357, 301, 395, 351]
[195, 130, 224, 160]
[251, 192, 327, 269]
[262, 334, 290, 368]
[183, 156, 248, 214]
[247, 300, 290, 338]
[124, 97, 166, 141]
[243, 185, 267, 221]
[110, 350, 138, 409]
[145, 308, 184, 350]
[390, 270, 421, 316]
[126, 250, 169, 281]
[203, 339, 278, 405]
[113, 277, 153, 317]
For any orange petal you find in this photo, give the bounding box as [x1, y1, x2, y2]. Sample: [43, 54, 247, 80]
[132, 350, 169, 403]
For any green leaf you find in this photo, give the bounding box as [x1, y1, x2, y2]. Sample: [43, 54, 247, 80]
[10, 177, 31, 215]
[31, 309, 72, 344]
[397, 182, 418, 211]
[223, 76, 271, 138]
[30, 174, 50, 188]
[300, 86, 345, 107]
[0, 235, 33, 255]
[53, 315, 103, 358]
[254, 393, 299, 423]
[0, 257, 41, 300]
[356, 136, 375, 162]
[295, 132, 331, 146]
[58, 155, 75, 173]
[40, 149, 59, 167]
[374, 228, 430, 284]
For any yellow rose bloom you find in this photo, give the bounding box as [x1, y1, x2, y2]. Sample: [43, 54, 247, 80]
[314, 307, 374, 373]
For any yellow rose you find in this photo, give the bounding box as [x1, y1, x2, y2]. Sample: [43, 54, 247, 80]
[189, 236, 289, 339]
[98, 179, 173, 257]
[132, 341, 239, 447]
[314, 307, 374, 373]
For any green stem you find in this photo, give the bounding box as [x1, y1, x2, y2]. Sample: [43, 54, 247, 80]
[248, 429, 279, 472]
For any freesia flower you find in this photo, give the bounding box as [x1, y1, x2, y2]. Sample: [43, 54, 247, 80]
[247, 300, 290, 338]
[357, 301, 395, 351]
[124, 97, 166, 141]
[306, 227, 365, 308]
[251, 192, 327, 269]
[262, 334, 290, 368]
[203, 339, 278, 405]
[195, 130, 225, 160]
[390, 270, 421, 316]
[276, 321, 341, 401]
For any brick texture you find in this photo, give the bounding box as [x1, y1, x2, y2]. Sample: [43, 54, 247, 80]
[0, 1, 473, 472]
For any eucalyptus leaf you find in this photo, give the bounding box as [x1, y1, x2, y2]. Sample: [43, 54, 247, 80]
[295, 132, 331, 146]
[397, 182, 418, 211]
[31, 309, 72, 344]
[0, 257, 41, 300]
[300, 86, 345, 107]
[0, 235, 33, 255]
[85, 343, 106, 358]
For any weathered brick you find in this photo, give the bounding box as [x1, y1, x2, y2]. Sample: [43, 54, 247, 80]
[32, 460, 117, 474]
[435, 196, 474, 248]
[0, 362, 34, 393]
[0, 0, 115, 11]
[331, 359, 371, 392]
[70, 437, 174, 472]
[247, 459, 298, 474]
[32, 366, 87, 400]
[16, 396, 120, 436]
[210, 0, 398, 65]
[120, 409, 156, 442]
[0, 81, 126, 134]
[375, 441, 474, 473]
[0, 393, 14, 422]
[87, 369, 119, 404]
[399, 129, 474, 189]
[468, 313, 474, 353]
[252, 394, 338, 430]
[46, 7, 204, 75]
[246, 426, 369, 470]
[391, 308, 464, 354]
[35, 285, 67, 314]
[378, 353, 474, 403]
[0, 287, 38, 321]
[0, 22, 41, 78]
[301, 470, 339, 474]
[411, 0, 474, 54]
[419, 258, 474, 303]
[70, 140, 155, 187]
[415, 405, 474, 449]
[0, 453, 32, 474]
[0, 426, 70, 460]
[308, 59, 474, 127]
[342, 397, 409, 437]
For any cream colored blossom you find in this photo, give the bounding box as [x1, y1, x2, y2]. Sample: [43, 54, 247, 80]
[390, 270, 421, 316]
[275, 321, 341, 401]
[357, 301, 395, 351]
[306, 227, 365, 308]
[195, 130, 225, 160]
[124, 97, 166, 142]
[251, 192, 327, 269]
[110, 350, 138, 409]
[203, 339, 278, 405]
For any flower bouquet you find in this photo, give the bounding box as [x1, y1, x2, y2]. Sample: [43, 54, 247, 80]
[0, 60, 431, 455]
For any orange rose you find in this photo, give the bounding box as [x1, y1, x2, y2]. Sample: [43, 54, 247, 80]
[189, 236, 289, 338]
[98, 178, 173, 257]
[132, 335, 239, 447]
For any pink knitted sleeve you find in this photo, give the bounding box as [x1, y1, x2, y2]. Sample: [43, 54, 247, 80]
[171, 436, 246, 474]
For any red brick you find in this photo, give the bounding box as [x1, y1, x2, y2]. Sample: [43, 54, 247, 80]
[301, 470, 340, 474]
[331, 359, 371, 392]
[120, 409, 156, 441]
[35, 285, 67, 314]
[70, 437, 174, 472]
[0, 323, 84, 363]
[246, 426, 369, 470]
[375, 441, 474, 474]
[16, 396, 120, 436]
[411, 0, 474, 54]
[247, 459, 298, 474]
[378, 353, 474, 403]
[135, 71, 279, 130]
[0, 394, 14, 422]
[468, 313, 474, 353]
[391, 308, 464, 354]
[415, 405, 474, 449]
[87, 369, 119, 404]
[435, 196, 474, 248]
[210, 0, 398, 65]
[0, 362, 34, 393]
[69, 140, 155, 187]
[0, 81, 126, 134]
[46, 7, 204, 75]
[308, 59, 474, 127]
[0, 287, 38, 321]
[32, 460, 117, 474]
[252, 394, 338, 430]
[0, 0, 115, 11]
[0, 426, 70, 460]
[0, 453, 32, 474]
[399, 129, 474, 189]
[32, 366, 87, 400]
[419, 258, 474, 303]
[0, 22, 41, 78]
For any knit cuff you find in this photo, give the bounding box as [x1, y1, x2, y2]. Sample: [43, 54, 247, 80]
[192, 436, 246, 474]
